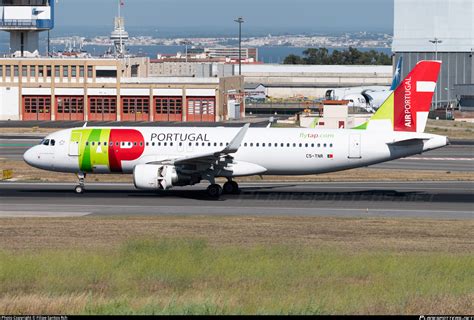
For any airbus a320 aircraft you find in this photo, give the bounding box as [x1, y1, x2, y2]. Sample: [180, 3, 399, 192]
[24, 61, 448, 199]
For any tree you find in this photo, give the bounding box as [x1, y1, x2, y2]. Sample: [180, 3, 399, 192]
[283, 54, 303, 65]
[283, 47, 392, 65]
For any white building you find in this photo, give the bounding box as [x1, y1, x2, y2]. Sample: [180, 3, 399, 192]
[239, 64, 392, 99]
[392, 0, 474, 109]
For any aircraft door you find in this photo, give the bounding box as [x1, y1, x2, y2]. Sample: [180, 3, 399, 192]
[69, 132, 82, 156]
[348, 134, 361, 159]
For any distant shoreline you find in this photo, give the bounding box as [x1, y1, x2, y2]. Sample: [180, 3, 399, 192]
[0, 44, 392, 64]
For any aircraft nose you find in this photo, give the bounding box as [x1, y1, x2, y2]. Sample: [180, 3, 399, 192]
[23, 147, 38, 167]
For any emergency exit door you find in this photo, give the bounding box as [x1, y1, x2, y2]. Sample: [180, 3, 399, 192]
[348, 134, 361, 159]
[69, 132, 82, 156]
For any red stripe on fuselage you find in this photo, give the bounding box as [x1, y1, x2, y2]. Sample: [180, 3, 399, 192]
[108, 129, 145, 172]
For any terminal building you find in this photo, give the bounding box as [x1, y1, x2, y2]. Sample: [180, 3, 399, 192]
[392, 0, 474, 109]
[0, 1, 244, 122]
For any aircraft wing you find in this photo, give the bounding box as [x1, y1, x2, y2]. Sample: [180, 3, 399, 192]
[147, 124, 250, 166]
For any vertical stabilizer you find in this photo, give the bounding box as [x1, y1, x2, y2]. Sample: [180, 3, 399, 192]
[390, 57, 403, 91]
[355, 60, 441, 133]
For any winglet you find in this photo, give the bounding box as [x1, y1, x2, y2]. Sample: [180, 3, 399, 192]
[223, 123, 250, 154]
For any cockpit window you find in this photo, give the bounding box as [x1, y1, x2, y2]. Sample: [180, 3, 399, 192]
[41, 139, 50, 146]
[50, 140, 56, 146]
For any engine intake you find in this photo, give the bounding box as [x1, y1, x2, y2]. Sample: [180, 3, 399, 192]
[133, 164, 179, 190]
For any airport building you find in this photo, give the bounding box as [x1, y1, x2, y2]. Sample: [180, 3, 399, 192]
[239, 64, 393, 99]
[0, 1, 244, 122]
[392, 0, 474, 109]
[0, 0, 54, 57]
[0, 57, 245, 121]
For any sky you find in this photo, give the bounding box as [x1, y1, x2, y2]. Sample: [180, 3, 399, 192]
[53, 0, 394, 36]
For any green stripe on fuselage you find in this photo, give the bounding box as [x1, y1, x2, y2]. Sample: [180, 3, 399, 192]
[71, 128, 111, 173]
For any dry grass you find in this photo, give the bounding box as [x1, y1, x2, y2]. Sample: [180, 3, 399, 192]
[1, 216, 472, 253]
[426, 119, 474, 140]
[1, 293, 471, 315]
[0, 127, 59, 134]
[0, 217, 472, 315]
[1, 159, 473, 183]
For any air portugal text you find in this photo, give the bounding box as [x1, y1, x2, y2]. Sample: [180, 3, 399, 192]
[151, 133, 210, 143]
[404, 76, 413, 129]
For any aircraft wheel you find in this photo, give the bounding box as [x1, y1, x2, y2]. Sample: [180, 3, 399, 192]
[223, 181, 240, 194]
[74, 185, 85, 194]
[207, 184, 222, 199]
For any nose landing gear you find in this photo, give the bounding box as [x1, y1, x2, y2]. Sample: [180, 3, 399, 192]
[75, 172, 86, 194]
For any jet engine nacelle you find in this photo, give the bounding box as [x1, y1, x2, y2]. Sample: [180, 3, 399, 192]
[133, 164, 179, 190]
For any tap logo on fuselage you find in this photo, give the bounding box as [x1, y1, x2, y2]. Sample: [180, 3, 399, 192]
[72, 128, 145, 173]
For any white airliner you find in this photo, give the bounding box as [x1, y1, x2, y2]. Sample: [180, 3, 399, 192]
[325, 57, 404, 112]
[24, 61, 448, 198]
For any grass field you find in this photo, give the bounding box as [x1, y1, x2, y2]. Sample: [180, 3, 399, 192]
[0, 216, 472, 315]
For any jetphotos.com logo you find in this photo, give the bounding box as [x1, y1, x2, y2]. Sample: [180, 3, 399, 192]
[419, 316, 474, 320]
[300, 133, 335, 139]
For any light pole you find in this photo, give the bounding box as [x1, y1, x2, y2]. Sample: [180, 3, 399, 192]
[429, 38, 442, 109]
[234, 17, 244, 75]
[180, 40, 191, 63]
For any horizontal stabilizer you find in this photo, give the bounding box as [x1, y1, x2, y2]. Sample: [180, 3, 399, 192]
[386, 137, 431, 146]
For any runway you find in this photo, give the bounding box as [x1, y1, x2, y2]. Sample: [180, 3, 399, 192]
[1, 137, 473, 171]
[1, 181, 472, 219]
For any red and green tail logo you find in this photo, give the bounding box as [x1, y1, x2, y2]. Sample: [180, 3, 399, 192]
[355, 60, 441, 133]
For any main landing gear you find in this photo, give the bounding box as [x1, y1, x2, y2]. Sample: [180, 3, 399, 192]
[206, 184, 223, 198]
[206, 179, 240, 199]
[75, 172, 86, 194]
[223, 180, 240, 195]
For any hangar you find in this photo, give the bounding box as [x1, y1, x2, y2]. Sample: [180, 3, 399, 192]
[0, 57, 244, 122]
